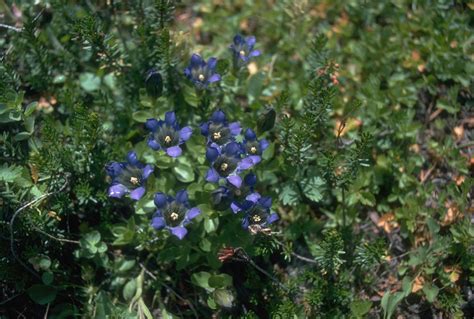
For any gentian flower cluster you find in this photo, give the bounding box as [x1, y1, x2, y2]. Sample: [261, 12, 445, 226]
[145, 111, 192, 157]
[151, 190, 201, 240]
[106, 35, 277, 239]
[106, 151, 154, 201]
[231, 192, 279, 234]
[230, 35, 261, 68]
[184, 54, 221, 89]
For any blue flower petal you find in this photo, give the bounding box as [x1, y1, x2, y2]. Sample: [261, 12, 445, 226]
[165, 111, 176, 126]
[206, 168, 220, 183]
[231, 202, 241, 214]
[108, 184, 128, 198]
[244, 172, 257, 187]
[224, 142, 241, 156]
[186, 207, 201, 220]
[151, 217, 166, 230]
[249, 50, 261, 57]
[143, 165, 154, 180]
[190, 54, 202, 67]
[227, 175, 242, 188]
[106, 162, 123, 178]
[267, 212, 279, 224]
[233, 34, 244, 45]
[147, 138, 161, 151]
[127, 151, 140, 166]
[176, 189, 189, 204]
[246, 192, 261, 203]
[207, 57, 217, 69]
[246, 36, 256, 47]
[200, 123, 209, 136]
[259, 196, 272, 208]
[145, 118, 160, 132]
[208, 74, 221, 83]
[244, 128, 257, 140]
[260, 139, 270, 151]
[130, 187, 146, 200]
[154, 192, 168, 208]
[179, 126, 193, 141]
[170, 226, 188, 240]
[238, 157, 255, 170]
[166, 146, 182, 157]
[229, 122, 241, 136]
[206, 147, 219, 162]
[211, 110, 226, 123]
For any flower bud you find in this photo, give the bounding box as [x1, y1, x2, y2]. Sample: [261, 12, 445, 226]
[145, 69, 163, 99]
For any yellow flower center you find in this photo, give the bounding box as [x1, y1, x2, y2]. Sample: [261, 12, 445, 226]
[170, 212, 179, 221]
[164, 135, 172, 143]
[252, 215, 262, 223]
[130, 177, 139, 185]
[198, 74, 205, 81]
[250, 146, 257, 154]
[220, 163, 228, 171]
[239, 50, 246, 56]
[213, 131, 221, 140]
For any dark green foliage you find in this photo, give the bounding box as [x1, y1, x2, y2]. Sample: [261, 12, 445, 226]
[0, 1, 472, 318]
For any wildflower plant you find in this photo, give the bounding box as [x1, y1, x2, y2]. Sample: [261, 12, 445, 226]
[2, 2, 472, 319]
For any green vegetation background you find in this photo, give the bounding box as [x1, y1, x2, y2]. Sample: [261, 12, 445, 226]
[0, 1, 472, 318]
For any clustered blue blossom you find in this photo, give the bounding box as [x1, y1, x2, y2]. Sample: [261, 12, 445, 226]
[105, 34, 277, 239]
[230, 35, 261, 68]
[151, 190, 201, 240]
[145, 111, 192, 157]
[184, 53, 221, 90]
[106, 151, 154, 201]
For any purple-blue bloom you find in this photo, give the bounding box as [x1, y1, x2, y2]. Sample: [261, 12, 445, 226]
[231, 192, 279, 231]
[211, 172, 257, 211]
[230, 35, 261, 67]
[200, 110, 241, 146]
[184, 53, 221, 89]
[105, 151, 154, 201]
[205, 142, 256, 188]
[145, 111, 192, 157]
[150, 190, 201, 240]
[241, 128, 269, 165]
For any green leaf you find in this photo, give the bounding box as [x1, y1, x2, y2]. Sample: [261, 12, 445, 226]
[173, 163, 195, 183]
[350, 299, 372, 318]
[208, 274, 233, 289]
[27, 284, 57, 305]
[381, 291, 404, 319]
[300, 177, 325, 202]
[204, 218, 219, 233]
[24, 102, 38, 116]
[14, 131, 31, 141]
[123, 278, 137, 301]
[132, 110, 154, 123]
[213, 289, 235, 308]
[80, 72, 101, 92]
[191, 271, 211, 290]
[117, 260, 136, 273]
[85, 231, 101, 245]
[359, 191, 376, 207]
[279, 183, 300, 206]
[42, 272, 54, 285]
[0, 164, 23, 182]
[422, 283, 439, 303]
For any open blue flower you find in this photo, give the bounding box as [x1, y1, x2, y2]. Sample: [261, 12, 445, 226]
[200, 110, 241, 146]
[184, 54, 221, 89]
[241, 128, 269, 166]
[145, 111, 192, 157]
[106, 151, 154, 201]
[230, 35, 261, 67]
[205, 142, 256, 188]
[211, 172, 257, 211]
[150, 190, 201, 240]
[231, 192, 279, 231]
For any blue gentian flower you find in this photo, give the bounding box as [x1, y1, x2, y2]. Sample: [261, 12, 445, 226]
[242, 128, 269, 165]
[201, 110, 241, 146]
[145, 111, 192, 157]
[150, 190, 201, 240]
[231, 192, 279, 231]
[184, 54, 221, 89]
[106, 151, 154, 201]
[230, 35, 261, 67]
[211, 172, 257, 211]
[205, 142, 255, 188]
